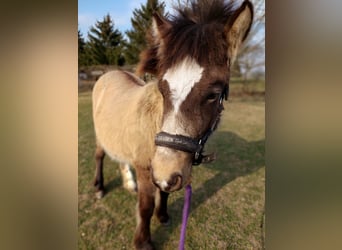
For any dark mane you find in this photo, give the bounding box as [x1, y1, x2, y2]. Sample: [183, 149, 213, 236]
[137, 0, 240, 76]
[172, 0, 236, 26]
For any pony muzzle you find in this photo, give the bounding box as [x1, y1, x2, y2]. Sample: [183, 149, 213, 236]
[151, 147, 192, 192]
[152, 172, 183, 192]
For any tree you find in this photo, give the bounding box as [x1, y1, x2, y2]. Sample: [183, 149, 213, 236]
[125, 0, 165, 65]
[78, 29, 91, 66]
[87, 14, 125, 65]
[78, 29, 93, 66]
[78, 30, 85, 56]
[78, 29, 85, 66]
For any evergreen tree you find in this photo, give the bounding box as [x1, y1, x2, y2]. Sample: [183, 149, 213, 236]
[78, 29, 87, 66]
[87, 14, 125, 65]
[78, 30, 85, 55]
[125, 0, 165, 65]
[78, 30, 94, 66]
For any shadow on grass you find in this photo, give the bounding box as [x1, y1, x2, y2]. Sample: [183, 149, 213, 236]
[152, 131, 265, 248]
[104, 177, 122, 195]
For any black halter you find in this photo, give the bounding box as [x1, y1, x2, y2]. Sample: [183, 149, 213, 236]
[155, 85, 228, 165]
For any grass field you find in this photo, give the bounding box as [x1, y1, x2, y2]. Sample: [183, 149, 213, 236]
[78, 91, 265, 250]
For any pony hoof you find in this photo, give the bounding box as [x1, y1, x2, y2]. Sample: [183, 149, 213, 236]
[95, 190, 104, 199]
[135, 241, 155, 250]
[161, 218, 171, 227]
[159, 216, 171, 226]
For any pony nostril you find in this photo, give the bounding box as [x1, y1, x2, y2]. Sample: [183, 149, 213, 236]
[168, 173, 182, 191]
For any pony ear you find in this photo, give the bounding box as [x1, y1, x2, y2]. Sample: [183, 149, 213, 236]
[225, 0, 253, 66]
[135, 13, 171, 77]
[151, 12, 171, 45]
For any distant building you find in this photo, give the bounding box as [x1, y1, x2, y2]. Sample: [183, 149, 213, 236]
[79, 71, 88, 80]
[90, 70, 104, 80]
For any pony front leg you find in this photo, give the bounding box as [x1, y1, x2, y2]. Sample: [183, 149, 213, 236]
[155, 190, 170, 225]
[93, 143, 105, 199]
[134, 166, 156, 250]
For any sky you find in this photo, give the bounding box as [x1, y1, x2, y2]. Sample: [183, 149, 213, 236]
[78, 0, 174, 39]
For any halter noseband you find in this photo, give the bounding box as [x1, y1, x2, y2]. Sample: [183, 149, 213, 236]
[155, 85, 228, 165]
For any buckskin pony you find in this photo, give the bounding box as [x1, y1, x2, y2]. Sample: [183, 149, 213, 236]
[92, 0, 253, 249]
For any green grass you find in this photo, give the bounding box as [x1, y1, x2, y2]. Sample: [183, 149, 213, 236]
[79, 91, 265, 250]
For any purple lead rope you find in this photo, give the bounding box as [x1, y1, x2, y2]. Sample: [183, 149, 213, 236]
[178, 184, 192, 250]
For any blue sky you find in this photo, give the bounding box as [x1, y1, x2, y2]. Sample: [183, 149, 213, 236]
[78, 0, 174, 39]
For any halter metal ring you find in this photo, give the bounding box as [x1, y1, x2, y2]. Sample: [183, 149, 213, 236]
[194, 151, 200, 160]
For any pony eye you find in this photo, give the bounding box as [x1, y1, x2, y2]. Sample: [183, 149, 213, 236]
[206, 93, 219, 102]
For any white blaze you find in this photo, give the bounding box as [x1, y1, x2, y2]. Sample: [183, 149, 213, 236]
[162, 57, 203, 135]
[163, 57, 203, 112]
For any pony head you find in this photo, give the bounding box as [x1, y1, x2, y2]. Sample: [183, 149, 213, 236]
[138, 0, 253, 192]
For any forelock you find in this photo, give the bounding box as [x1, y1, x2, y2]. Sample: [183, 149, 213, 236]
[159, 0, 235, 71]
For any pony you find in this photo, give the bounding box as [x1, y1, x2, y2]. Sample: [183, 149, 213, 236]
[92, 0, 253, 249]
